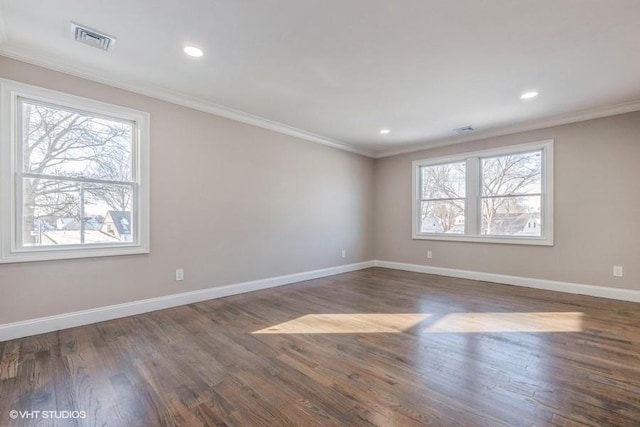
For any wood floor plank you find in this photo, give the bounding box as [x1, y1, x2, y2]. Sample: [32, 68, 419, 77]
[2, 267, 640, 426]
[0, 340, 20, 381]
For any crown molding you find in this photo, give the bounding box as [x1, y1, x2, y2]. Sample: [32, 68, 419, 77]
[373, 100, 640, 158]
[2, 46, 639, 161]
[0, 48, 374, 158]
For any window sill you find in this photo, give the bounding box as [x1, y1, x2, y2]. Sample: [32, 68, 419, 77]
[412, 233, 553, 246]
[0, 244, 150, 263]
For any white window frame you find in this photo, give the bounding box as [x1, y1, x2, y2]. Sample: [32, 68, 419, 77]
[0, 79, 150, 263]
[412, 140, 553, 246]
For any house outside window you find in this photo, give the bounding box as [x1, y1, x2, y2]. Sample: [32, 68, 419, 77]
[0, 79, 150, 263]
[412, 140, 553, 245]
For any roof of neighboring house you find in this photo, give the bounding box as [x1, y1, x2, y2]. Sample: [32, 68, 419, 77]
[105, 211, 132, 236]
[484, 213, 533, 235]
[41, 230, 120, 245]
[57, 217, 80, 230]
[84, 218, 103, 231]
[420, 216, 444, 233]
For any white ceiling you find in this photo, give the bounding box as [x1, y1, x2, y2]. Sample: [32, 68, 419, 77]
[1, 0, 639, 157]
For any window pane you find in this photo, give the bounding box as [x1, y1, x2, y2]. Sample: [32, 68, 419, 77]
[482, 151, 541, 196]
[421, 162, 466, 199]
[420, 200, 465, 234]
[481, 196, 541, 236]
[24, 178, 134, 246]
[21, 100, 133, 182]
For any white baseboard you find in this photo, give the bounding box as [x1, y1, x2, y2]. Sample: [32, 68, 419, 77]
[0, 261, 375, 342]
[4, 259, 637, 342]
[374, 260, 640, 303]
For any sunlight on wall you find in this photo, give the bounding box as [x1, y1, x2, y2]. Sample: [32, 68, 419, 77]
[252, 312, 584, 334]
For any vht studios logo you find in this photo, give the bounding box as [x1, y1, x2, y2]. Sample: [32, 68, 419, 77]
[9, 410, 87, 419]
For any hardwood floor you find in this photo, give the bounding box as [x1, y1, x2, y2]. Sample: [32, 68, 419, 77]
[2, 267, 640, 426]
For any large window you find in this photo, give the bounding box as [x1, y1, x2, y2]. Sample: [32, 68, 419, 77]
[413, 140, 553, 245]
[1, 80, 150, 262]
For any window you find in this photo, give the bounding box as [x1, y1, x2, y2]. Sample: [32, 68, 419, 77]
[413, 140, 553, 245]
[1, 80, 150, 262]
[419, 161, 466, 234]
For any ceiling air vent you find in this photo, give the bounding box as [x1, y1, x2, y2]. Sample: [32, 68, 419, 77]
[71, 22, 116, 51]
[453, 125, 475, 134]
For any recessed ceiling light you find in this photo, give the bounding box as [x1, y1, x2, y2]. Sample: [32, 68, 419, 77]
[520, 91, 539, 99]
[184, 46, 203, 57]
[379, 129, 390, 134]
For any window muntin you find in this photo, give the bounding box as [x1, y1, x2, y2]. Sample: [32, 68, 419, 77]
[412, 141, 553, 245]
[1, 79, 150, 262]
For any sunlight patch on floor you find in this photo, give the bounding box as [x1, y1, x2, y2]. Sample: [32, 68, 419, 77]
[423, 312, 584, 333]
[253, 313, 431, 334]
[252, 312, 584, 334]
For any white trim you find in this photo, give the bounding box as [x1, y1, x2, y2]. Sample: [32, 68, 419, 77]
[375, 100, 640, 158]
[0, 78, 150, 263]
[407, 234, 551, 246]
[374, 260, 640, 303]
[412, 140, 553, 246]
[411, 140, 551, 170]
[4, 258, 638, 341]
[465, 157, 480, 235]
[0, 50, 373, 158]
[0, 261, 375, 341]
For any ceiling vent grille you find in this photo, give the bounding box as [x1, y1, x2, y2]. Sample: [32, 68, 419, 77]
[453, 125, 475, 134]
[71, 22, 116, 51]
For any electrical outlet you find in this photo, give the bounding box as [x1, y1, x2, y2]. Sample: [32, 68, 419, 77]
[175, 268, 184, 281]
[427, 251, 433, 259]
[341, 249, 346, 258]
[613, 266, 623, 277]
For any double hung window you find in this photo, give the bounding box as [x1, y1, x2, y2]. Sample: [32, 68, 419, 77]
[412, 140, 553, 245]
[1, 80, 150, 262]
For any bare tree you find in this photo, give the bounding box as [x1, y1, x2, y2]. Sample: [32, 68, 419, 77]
[421, 153, 541, 234]
[22, 101, 131, 244]
[481, 153, 541, 234]
[421, 162, 465, 232]
[86, 158, 132, 212]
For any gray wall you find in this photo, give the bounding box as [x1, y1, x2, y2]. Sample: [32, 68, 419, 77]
[0, 57, 375, 324]
[374, 111, 640, 290]
[1, 55, 639, 327]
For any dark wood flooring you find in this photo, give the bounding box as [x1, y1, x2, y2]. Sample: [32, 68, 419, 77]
[2, 267, 640, 426]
